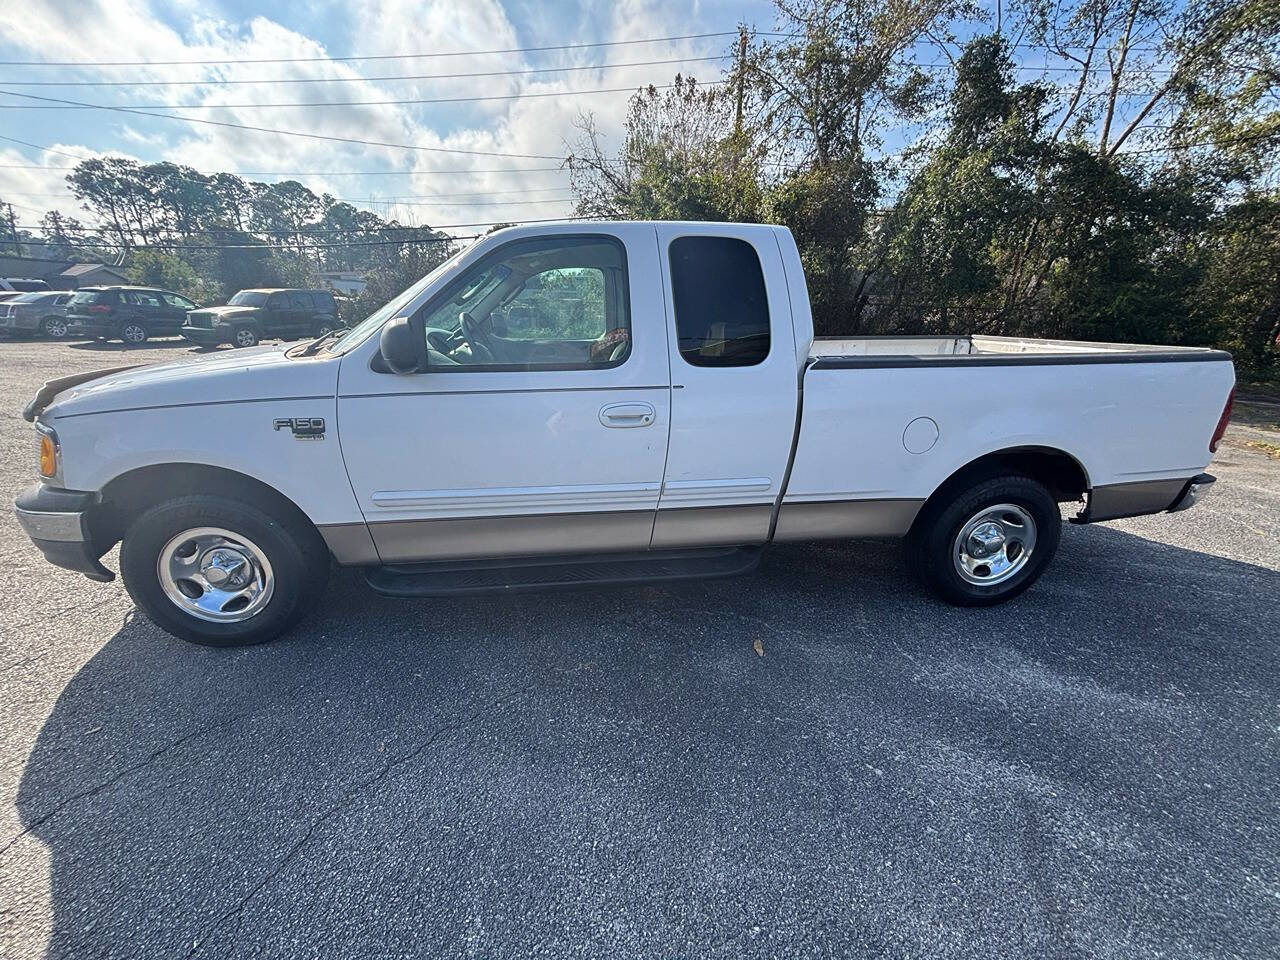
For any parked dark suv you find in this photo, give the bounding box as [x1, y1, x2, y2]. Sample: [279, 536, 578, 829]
[66, 286, 199, 344]
[182, 288, 341, 348]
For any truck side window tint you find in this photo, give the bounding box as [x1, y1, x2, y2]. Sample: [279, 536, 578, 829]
[669, 236, 770, 367]
[417, 235, 631, 371]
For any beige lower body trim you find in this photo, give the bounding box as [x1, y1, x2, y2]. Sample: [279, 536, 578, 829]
[773, 498, 924, 541]
[322, 497, 927, 567]
[317, 522, 380, 565]
[650, 503, 773, 549]
[367, 509, 654, 564]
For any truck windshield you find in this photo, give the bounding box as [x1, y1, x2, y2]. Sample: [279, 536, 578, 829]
[228, 291, 269, 306]
[328, 245, 470, 355]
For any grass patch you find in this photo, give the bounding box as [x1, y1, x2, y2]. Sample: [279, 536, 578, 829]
[1244, 439, 1280, 459]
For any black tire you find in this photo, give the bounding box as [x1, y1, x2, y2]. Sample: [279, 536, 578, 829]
[120, 494, 329, 646]
[42, 315, 69, 339]
[906, 473, 1061, 606]
[120, 321, 149, 345]
[232, 326, 259, 348]
[313, 319, 336, 336]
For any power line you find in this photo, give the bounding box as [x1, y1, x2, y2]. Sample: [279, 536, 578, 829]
[0, 32, 770, 68]
[48, 234, 483, 252]
[0, 55, 728, 87]
[16, 214, 593, 236]
[0, 79, 724, 111]
[0, 162, 573, 176]
[9, 192, 573, 207]
[0, 89, 572, 160]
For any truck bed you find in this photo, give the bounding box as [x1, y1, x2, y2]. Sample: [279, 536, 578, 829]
[810, 335, 1229, 365]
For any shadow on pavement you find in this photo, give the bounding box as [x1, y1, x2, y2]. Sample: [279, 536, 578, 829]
[10, 524, 1280, 958]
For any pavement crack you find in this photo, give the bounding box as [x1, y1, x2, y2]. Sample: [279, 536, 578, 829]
[0, 676, 310, 860]
[0, 708, 249, 859]
[186, 691, 521, 958]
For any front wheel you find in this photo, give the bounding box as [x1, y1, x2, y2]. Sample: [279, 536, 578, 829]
[42, 315, 69, 338]
[120, 321, 149, 345]
[906, 474, 1061, 606]
[232, 326, 259, 348]
[120, 495, 329, 646]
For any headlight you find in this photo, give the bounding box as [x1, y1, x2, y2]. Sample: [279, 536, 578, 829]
[35, 422, 61, 483]
[212, 315, 228, 326]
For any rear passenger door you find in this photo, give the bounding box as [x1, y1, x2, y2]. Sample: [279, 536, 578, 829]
[652, 225, 800, 547]
[264, 293, 291, 337]
[287, 292, 316, 336]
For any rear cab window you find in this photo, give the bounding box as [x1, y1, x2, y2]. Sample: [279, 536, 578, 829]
[69, 290, 115, 306]
[668, 236, 770, 367]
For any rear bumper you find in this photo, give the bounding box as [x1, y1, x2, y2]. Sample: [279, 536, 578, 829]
[180, 325, 229, 345]
[0, 313, 39, 333]
[14, 482, 114, 582]
[1167, 473, 1216, 513]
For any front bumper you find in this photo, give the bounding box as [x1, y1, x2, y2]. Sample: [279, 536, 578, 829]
[14, 482, 115, 582]
[180, 324, 228, 345]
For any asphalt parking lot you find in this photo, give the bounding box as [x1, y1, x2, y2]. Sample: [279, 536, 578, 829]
[0, 336, 1277, 959]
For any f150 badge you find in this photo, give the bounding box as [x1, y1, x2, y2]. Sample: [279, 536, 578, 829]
[273, 417, 326, 440]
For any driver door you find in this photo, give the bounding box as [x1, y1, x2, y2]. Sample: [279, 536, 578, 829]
[336, 226, 672, 564]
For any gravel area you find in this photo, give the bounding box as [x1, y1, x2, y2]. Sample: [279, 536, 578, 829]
[0, 336, 1276, 959]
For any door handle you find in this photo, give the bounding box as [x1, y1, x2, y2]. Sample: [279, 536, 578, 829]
[599, 401, 656, 428]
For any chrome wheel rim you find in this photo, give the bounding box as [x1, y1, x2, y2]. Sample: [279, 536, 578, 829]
[122, 323, 146, 343]
[316, 323, 333, 335]
[953, 503, 1037, 586]
[45, 318, 67, 337]
[157, 526, 274, 623]
[235, 329, 256, 347]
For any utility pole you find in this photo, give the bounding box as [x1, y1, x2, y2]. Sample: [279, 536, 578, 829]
[4, 203, 21, 257]
[734, 27, 749, 140]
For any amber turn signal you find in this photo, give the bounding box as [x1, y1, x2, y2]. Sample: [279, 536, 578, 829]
[39, 432, 57, 478]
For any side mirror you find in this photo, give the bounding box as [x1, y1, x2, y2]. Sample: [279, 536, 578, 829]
[379, 316, 425, 374]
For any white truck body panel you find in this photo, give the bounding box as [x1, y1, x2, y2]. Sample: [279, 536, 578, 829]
[25, 221, 1233, 575]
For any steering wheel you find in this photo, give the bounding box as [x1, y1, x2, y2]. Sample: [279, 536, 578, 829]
[458, 311, 494, 363]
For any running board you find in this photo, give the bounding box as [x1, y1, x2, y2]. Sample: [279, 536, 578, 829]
[364, 546, 762, 598]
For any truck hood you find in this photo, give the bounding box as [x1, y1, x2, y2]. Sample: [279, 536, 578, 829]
[35, 344, 339, 421]
[190, 305, 258, 318]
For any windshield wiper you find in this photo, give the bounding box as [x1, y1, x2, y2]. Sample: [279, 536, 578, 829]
[297, 329, 344, 356]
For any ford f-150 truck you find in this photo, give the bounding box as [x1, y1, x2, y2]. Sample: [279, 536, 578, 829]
[15, 222, 1235, 647]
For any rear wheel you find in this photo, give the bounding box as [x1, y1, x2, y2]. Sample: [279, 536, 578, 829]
[313, 319, 336, 336]
[120, 494, 329, 646]
[42, 315, 68, 338]
[233, 327, 259, 348]
[906, 474, 1061, 606]
[120, 321, 149, 345]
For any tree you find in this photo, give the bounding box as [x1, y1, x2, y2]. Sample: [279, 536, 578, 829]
[569, 75, 765, 223]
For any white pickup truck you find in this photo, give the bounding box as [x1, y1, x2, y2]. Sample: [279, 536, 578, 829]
[16, 222, 1235, 646]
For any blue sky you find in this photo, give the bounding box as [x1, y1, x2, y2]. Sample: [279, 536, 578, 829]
[0, 0, 779, 231]
[0, 0, 1174, 233]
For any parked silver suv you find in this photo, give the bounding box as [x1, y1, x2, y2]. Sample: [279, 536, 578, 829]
[0, 291, 74, 338]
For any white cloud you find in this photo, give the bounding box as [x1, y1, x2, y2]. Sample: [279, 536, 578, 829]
[0, 0, 736, 230]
